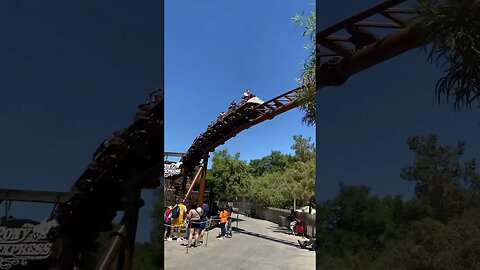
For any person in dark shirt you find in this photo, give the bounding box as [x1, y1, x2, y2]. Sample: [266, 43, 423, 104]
[198, 203, 209, 244]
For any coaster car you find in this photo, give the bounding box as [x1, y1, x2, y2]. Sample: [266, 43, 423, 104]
[237, 96, 266, 120]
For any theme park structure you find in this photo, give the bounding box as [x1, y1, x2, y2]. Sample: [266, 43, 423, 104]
[0, 89, 163, 270]
[1, 0, 438, 269]
[173, 0, 422, 207]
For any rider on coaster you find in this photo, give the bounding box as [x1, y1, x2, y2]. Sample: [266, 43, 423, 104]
[241, 90, 255, 105]
[228, 100, 238, 111]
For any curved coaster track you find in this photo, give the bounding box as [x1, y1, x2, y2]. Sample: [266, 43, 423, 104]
[177, 0, 430, 203]
[182, 87, 302, 173]
[54, 89, 163, 269]
[317, 0, 421, 88]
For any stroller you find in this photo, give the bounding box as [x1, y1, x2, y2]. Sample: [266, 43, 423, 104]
[292, 217, 305, 235]
[287, 214, 305, 236]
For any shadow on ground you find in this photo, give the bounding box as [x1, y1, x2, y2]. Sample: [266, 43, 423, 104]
[232, 227, 301, 248]
[266, 225, 293, 235]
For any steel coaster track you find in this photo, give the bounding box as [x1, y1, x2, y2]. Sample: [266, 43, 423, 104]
[181, 0, 429, 181]
[317, 0, 425, 88]
[51, 89, 164, 259]
[181, 86, 304, 178]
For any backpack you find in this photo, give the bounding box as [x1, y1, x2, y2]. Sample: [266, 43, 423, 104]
[164, 209, 172, 223]
[171, 205, 180, 218]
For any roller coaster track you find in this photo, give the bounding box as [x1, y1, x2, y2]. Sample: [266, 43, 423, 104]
[180, 0, 430, 195]
[181, 86, 303, 178]
[317, 0, 424, 89]
[52, 89, 164, 269]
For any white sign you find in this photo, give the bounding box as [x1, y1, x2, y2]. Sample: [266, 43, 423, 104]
[0, 218, 57, 269]
[164, 161, 183, 178]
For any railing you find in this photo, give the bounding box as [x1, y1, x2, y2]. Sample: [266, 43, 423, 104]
[252, 206, 316, 238]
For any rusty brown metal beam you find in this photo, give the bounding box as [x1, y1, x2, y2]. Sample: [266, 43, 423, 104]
[130, 161, 162, 189]
[354, 21, 401, 28]
[197, 155, 209, 206]
[385, 7, 416, 14]
[318, 25, 424, 88]
[121, 187, 141, 270]
[184, 165, 205, 201]
[0, 188, 71, 204]
[165, 152, 186, 157]
[207, 98, 300, 152]
[95, 225, 127, 270]
[318, 0, 408, 38]
[381, 11, 406, 26]
[322, 39, 353, 56]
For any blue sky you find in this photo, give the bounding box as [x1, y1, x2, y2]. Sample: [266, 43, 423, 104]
[0, 1, 162, 243]
[316, 0, 480, 202]
[165, 1, 315, 164]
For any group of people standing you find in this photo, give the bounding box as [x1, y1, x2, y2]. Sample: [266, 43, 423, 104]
[164, 198, 235, 247]
[164, 198, 209, 248]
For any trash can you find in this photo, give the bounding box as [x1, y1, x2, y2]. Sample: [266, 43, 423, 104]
[279, 216, 286, 227]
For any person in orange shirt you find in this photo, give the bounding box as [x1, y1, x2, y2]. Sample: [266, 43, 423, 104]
[216, 205, 230, 240]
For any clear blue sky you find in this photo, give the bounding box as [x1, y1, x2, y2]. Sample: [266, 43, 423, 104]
[316, 0, 480, 202]
[165, 1, 316, 164]
[0, 1, 162, 243]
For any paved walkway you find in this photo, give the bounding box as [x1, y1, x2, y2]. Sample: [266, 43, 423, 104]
[164, 214, 315, 270]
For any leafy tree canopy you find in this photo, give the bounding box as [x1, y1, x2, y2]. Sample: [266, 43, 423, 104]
[316, 134, 480, 269]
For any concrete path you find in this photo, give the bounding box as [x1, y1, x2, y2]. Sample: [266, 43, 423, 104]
[164, 214, 315, 270]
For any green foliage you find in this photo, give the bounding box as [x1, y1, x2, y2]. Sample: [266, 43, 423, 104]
[283, 158, 316, 207]
[247, 171, 291, 208]
[317, 134, 480, 269]
[292, 9, 316, 126]
[414, 0, 480, 109]
[249, 150, 294, 177]
[291, 135, 316, 162]
[207, 149, 252, 201]
[400, 134, 478, 221]
[198, 135, 316, 209]
[145, 190, 163, 269]
[247, 135, 316, 208]
[81, 230, 114, 269]
[132, 242, 161, 270]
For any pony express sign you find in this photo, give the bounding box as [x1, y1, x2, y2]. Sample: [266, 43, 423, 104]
[0, 218, 56, 269]
[164, 161, 183, 178]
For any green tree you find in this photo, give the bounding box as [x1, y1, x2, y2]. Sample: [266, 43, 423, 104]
[291, 135, 316, 162]
[316, 135, 480, 269]
[207, 149, 252, 201]
[249, 150, 294, 177]
[247, 171, 291, 208]
[284, 157, 316, 208]
[132, 242, 160, 270]
[247, 135, 316, 209]
[147, 189, 164, 269]
[400, 134, 479, 221]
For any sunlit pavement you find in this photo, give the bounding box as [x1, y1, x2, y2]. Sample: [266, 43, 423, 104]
[164, 214, 315, 270]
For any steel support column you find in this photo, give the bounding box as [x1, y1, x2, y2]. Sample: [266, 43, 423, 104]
[120, 187, 142, 270]
[197, 154, 209, 206]
[95, 226, 127, 270]
[183, 165, 205, 201]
